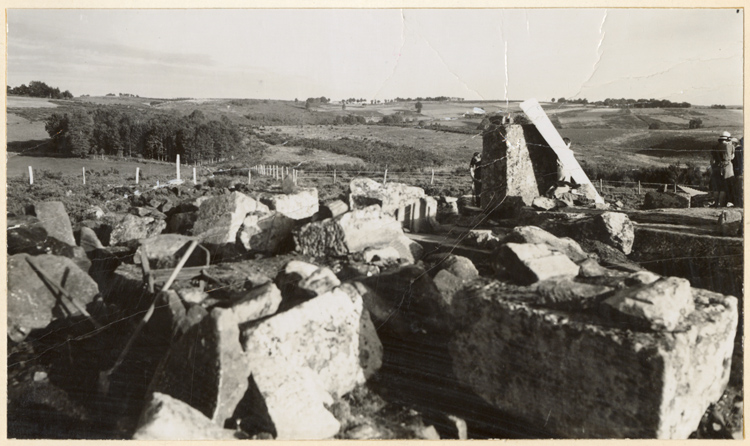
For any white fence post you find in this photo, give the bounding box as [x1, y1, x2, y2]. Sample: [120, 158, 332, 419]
[136, 167, 140, 184]
[383, 168, 388, 185]
[333, 169, 337, 184]
[176, 155, 181, 180]
[193, 167, 197, 185]
[82, 167, 86, 185]
[431, 169, 434, 185]
[28, 166, 33, 185]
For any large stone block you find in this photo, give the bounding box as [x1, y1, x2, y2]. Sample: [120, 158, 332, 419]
[133, 392, 238, 440]
[192, 192, 269, 245]
[497, 243, 580, 285]
[602, 277, 694, 331]
[294, 205, 404, 258]
[481, 123, 558, 209]
[266, 188, 319, 220]
[133, 234, 207, 269]
[8, 254, 100, 342]
[506, 225, 589, 263]
[151, 307, 251, 426]
[238, 211, 295, 254]
[241, 287, 383, 399]
[449, 280, 738, 439]
[643, 191, 691, 210]
[33, 201, 76, 246]
[349, 178, 426, 218]
[105, 213, 167, 246]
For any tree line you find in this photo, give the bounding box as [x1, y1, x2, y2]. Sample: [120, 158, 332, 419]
[8, 81, 73, 99]
[554, 97, 691, 108]
[45, 108, 243, 163]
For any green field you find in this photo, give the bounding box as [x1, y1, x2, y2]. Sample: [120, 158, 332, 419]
[6, 97, 743, 180]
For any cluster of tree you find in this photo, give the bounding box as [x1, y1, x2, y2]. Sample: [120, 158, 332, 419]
[555, 97, 691, 108]
[334, 114, 366, 125]
[710, 104, 727, 109]
[7, 81, 73, 99]
[380, 114, 405, 124]
[45, 108, 243, 163]
[688, 118, 704, 129]
[304, 97, 330, 109]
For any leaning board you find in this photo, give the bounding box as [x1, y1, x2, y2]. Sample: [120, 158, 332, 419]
[520, 98, 604, 204]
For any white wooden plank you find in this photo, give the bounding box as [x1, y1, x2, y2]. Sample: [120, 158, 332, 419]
[520, 98, 604, 203]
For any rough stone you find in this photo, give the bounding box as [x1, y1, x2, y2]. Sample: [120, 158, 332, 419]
[8, 254, 100, 342]
[295, 205, 404, 258]
[360, 265, 450, 337]
[133, 234, 207, 269]
[497, 243, 581, 285]
[388, 233, 424, 263]
[79, 226, 104, 252]
[535, 276, 613, 309]
[33, 201, 76, 246]
[228, 282, 282, 323]
[440, 255, 479, 281]
[133, 392, 238, 440]
[433, 269, 464, 305]
[463, 229, 503, 251]
[589, 212, 635, 255]
[177, 287, 208, 305]
[238, 211, 294, 254]
[106, 213, 167, 246]
[192, 192, 269, 245]
[602, 277, 694, 331]
[166, 211, 198, 235]
[506, 225, 589, 263]
[83, 205, 105, 220]
[577, 258, 613, 278]
[363, 246, 401, 264]
[8, 216, 84, 269]
[245, 355, 341, 440]
[349, 178, 426, 218]
[532, 196, 559, 211]
[241, 286, 383, 400]
[151, 307, 251, 426]
[450, 280, 738, 439]
[266, 188, 319, 220]
[643, 191, 691, 210]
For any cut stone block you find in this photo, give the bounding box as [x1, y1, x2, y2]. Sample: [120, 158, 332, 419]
[449, 280, 738, 439]
[643, 191, 691, 210]
[241, 287, 383, 399]
[151, 307, 251, 427]
[105, 213, 167, 246]
[34, 201, 76, 246]
[8, 253, 100, 342]
[497, 243, 580, 285]
[133, 392, 237, 440]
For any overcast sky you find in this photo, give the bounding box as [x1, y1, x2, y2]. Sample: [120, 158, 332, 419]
[7, 8, 744, 105]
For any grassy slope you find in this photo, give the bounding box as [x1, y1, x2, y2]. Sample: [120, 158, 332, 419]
[6, 98, 743, 177]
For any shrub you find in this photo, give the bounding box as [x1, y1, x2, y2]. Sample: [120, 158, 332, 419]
[648, 122, 661, 130]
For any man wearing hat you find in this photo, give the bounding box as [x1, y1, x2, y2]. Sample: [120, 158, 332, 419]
[711, 131, 737, 207]
[469, 151, 482, 207]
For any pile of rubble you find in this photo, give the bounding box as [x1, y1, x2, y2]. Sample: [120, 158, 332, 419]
[7, 123, 741, 440]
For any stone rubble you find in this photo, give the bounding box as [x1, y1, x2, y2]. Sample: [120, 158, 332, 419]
[6, 164, 741, 441]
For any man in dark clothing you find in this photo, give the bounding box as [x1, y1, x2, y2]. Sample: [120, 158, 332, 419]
[470, 152, 482, 207]
[732, 137, 743, 207]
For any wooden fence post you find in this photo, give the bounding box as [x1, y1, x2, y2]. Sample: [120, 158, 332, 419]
[638, 181, 641, 195]
[383, 168, 388, 185]
[193, 167, 197, 185]
[176, 154, 181, 180]
[333, 169, 337, 184]
[82, 167, 86, 185]
[28, 166, 33, 185]
[136, 168, 140, 184]
[431, 169, 434, 185]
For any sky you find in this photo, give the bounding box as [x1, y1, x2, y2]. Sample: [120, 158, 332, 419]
[6, 8, 745, 105]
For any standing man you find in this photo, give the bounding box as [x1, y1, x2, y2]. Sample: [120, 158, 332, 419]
[732, 137, 743, 207]
[470, 152, 482, 207]
[711, 131, 736, 207]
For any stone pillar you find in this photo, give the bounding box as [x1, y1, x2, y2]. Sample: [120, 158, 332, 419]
[481, 123, 558, 211]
